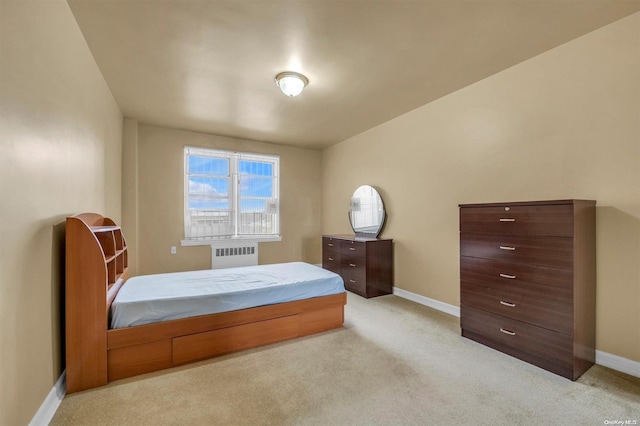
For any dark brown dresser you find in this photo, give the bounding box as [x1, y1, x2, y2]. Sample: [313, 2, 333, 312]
[322, 235, 393, 298]
[459, 199, 596, 380]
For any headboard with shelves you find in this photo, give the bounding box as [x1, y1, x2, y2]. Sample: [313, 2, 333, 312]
[66, 213, 129, 391]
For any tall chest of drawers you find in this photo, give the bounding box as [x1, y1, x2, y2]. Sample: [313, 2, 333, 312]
[322, 235, 393, 298]
[459, 199, 596, 380]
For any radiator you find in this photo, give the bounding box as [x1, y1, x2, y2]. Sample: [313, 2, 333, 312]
[210, 240, 258, 269]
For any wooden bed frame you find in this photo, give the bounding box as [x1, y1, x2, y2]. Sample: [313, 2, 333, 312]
[66, 213, 346, 394]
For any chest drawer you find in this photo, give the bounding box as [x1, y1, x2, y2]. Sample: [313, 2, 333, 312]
[460, 233, 573, 270]
[460, 282, 573, 335]
[460, 257, 573, 304]
[460, 204, 574, 237]
[461, 306, 573, 367]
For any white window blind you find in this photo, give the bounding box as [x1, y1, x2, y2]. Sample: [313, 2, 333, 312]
[184, 146, 280, 240]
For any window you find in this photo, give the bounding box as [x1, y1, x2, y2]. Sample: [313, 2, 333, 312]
[184, 146, 280, 241]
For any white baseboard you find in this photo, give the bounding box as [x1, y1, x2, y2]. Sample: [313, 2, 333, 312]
[393, 287, 640, 379]
[30, 370, 65, 426]
[596, 350, 640, 378]
[393, 286, 460, 317]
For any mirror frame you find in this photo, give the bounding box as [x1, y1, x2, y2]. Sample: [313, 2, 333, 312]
[348, 185, 386, 238]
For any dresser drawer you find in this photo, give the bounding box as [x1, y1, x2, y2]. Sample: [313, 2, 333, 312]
[322, 237, 341, 273]
[460, 282, 573, 335]
[460, 257, 573, 304]
[460, 203, 574, 237]
[322, 253, 341, 274]
[460, 234, 573, 270]
[341, 268, 367, 297]
[461, 306, 573, 367]
[341, 257, 366, 275]
[341, 240, 365, 260]
[322, 237, 341, 254]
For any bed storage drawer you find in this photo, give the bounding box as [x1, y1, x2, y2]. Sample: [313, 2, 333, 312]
[108, 340, 172, 381]
[173, 315, 300, 365]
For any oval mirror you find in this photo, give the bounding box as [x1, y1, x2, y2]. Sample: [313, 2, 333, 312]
[349, 185, 386, 238]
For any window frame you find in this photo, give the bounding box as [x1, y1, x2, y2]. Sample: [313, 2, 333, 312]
[182, 146, 281, 245]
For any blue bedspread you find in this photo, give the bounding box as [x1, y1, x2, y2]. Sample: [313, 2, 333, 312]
[111, 262, 345, 328]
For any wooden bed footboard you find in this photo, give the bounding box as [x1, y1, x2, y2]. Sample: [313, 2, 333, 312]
[66, 212, 346, 394]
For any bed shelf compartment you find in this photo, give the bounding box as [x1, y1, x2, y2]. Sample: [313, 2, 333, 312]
[66, 213, 130, 393]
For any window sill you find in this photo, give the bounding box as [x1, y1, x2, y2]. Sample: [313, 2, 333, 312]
[181, 236, 282, 246]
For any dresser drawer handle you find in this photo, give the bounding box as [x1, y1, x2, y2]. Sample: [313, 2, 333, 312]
[349, 279, 356, 283]
[499, 300, 516, 307]
[500, 328, 516, 336]
[328, 257, 334, 261]
[499, 218, 515, 222]
[328, 243, 334, 247]
[349, 263, 356, 267]
[499, 246, 516, 251]
[349, 247, 356, 251]
[499, 273, 516, 279]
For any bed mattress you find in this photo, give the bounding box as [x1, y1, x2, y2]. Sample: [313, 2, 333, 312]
[110, 262, 345, 329]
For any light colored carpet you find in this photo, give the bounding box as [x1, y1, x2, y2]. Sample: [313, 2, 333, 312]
[51, 293, 640, 425]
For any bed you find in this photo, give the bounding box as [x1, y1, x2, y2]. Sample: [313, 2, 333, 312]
[65, 213, 347, 394]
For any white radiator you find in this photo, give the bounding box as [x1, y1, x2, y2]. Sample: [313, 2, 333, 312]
[210, 240, 258, 269]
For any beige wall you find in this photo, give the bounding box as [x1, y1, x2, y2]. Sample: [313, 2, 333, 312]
[0, 1, 123, 424]
[123, 123, 322, 275]
[323, 13, 640, 362]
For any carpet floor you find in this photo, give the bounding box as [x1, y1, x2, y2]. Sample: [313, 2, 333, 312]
[51, 293, 640, 425]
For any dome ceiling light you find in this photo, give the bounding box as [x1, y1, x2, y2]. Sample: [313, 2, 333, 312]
[275, 71, 308, 97]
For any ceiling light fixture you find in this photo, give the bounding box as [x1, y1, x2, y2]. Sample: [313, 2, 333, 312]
[275, 71, 308, 97]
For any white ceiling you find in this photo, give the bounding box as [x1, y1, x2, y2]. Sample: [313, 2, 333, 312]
[68, 0, 640, 150]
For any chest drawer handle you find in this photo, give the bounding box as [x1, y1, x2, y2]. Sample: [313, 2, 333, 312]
[500, 328, 516, 336]
[349, 247, 356, 251]
[499, 273, 516, 279]
[328, 243, 334, 247]
[499, 246, 516, 251]
[328, 257, 334, 261]
[499, 218, 515, 222]
[349, 263, 356, 267]
[349, 279, 356, 283]
[499, 300, 516, 307]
